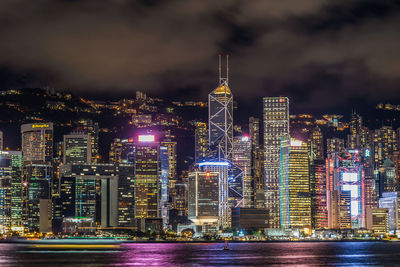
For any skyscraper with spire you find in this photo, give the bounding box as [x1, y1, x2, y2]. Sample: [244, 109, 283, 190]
[208, 55, 233, 161]
[204, 55, 233, 228]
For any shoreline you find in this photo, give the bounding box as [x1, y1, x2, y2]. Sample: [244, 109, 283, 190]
[0, 239, 389, 244]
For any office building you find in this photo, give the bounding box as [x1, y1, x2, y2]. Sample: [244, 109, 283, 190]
[57, 163, 135, 229]
[366, 208, 389, 235]
[249, 117, 264, 208]
[195, 122, 208, 163]
[231, 207, 268, 230]
[327, 150, 365, 229]
[161, 131, 177, 191]
[263, 97, 289, 228]
[20, 123, 54, 232]
[75, 119, 100, 163]
[348, 112, 362, 149]
[23, 163, 52, 232]
[311, 159, 328, 229]
[379, 159, 397, 196]
[159, 144, 170, 226]
[63, 133, 91, 164]
[208, 56, 233, 161]
[232, 136, 252, 208]
[280, 138, 311, 229]
[188, 171, 219, 233]
[373, 126, 398, 169]
[0, 151, 23, 233]
[327, 138, 345, 155]
[379, 192, 400, 234]
[21, 123, 53, 162]
[134, 135, 159, 219]
[198, 161, 230, 228]
[311, 126, 324, 160]
[109, 138, 135, 164]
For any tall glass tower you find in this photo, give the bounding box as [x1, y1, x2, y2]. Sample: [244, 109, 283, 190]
[263, 97, 289, 228]
[208, 55, 233, 161]
[279, 138, 311, 229]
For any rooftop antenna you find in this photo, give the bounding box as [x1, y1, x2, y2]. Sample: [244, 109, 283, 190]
[219, 54, 222, 85]
[226, 54, 229, 85]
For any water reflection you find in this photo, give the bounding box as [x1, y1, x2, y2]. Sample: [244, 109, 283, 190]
[0, 242, 397, 266]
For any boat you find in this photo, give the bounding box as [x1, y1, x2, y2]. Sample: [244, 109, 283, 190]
[223, 240, 230, 250]
[14, 238, 123, 252]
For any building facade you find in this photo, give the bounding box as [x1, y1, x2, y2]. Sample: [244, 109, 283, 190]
[279, 138, 311, 229]
[263, 97, 289, 228]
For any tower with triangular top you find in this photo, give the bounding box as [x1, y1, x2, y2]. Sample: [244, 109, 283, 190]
[208, 55, 233, 161]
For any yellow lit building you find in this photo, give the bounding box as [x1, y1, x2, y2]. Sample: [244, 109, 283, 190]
[366, 208, 389, 235]
[373, 126, 398, 169]
[134, 135, 160, 219]
[280, 137, 311, 229]
[195, 122, 208, 163]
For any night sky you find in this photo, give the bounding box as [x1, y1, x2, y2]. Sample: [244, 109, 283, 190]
[1, 0, 400, 116]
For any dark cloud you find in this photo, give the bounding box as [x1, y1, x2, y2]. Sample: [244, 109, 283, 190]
[0, 0, 399, 114]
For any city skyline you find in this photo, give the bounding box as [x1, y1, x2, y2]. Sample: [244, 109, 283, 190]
[2, 1, 400, 265]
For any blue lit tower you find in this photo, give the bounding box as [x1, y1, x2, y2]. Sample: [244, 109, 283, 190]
[159, 144, 170, 226]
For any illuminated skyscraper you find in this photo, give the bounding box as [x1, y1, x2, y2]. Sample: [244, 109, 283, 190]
[134, 135, 160, 219]
[366, 208, 389, 234]
[21, 123, 53, 163]
[379, 192, 400, 233]
[348, 112, 362, 149]
[208, 55, 233, 161]
[326, 150, 365, 229]
[311, 159, 327, 229]
[133, 134, 169, 226]
[188, 171, 219, 234]
[159, 145, 170, 226]
[373, 126, 398, 169]
[63, 133, 91, 164]
[249, 117, 260, 149]
[360, 126, 372, 149]
[21, 123, 53, 232]
[327, 138, 345, 154]
[311, 126, 324, 160]
[57, 163, 135, 228]
[198, 161, 229, 228]
[0, 151, 23, 233]
[75, 120, 100, 163]
[379, 159, 397, 196]
[253, 148, 265, 209]
[263, 97, 289, 228]
[109, 138, 135, 164]
[161, 131, 177, 191]
[232, 136, 252, 207]
[195, 122, 208, 162]
[391, 151, 400, 194]
[249, 117, 264, 208]
[22, 163, 52, 232]
[279, 138, 311, 229]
